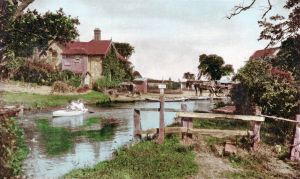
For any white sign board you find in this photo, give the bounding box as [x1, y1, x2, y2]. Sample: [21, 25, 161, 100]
[158, 84, 166, 89]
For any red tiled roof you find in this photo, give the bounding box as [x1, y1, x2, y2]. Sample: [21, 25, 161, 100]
[250, 47, 279, 60]
[62, 40, 112, 55]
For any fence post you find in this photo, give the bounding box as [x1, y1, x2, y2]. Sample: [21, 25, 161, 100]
[252, 106, 262, 151]
[158, 94, 165, 144]
[290, 115, 300, 161]
[181, 104, 193, 140]
[133, 109, 141, 139]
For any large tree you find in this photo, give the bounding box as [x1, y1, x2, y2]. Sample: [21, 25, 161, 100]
[0, 0, 79, 61]
[114, 42, 137, 80]
[1, 0, 35, 61]
[114, 42, 135, 60]
[198, 54, 234, 81]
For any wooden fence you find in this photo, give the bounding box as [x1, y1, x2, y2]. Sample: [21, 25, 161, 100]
[133, 104, 300, 161]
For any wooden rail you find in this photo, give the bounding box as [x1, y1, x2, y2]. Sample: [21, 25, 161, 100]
[143, 127, 248, 138]
[176, 112, 265, 122]
[134, 104, 300, 162]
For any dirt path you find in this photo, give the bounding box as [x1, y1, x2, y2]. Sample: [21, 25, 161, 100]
[190, 152, 239, 179]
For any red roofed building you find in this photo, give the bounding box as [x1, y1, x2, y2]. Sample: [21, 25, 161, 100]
[62, 28, 126, 85]
[250, 47, 280, 60]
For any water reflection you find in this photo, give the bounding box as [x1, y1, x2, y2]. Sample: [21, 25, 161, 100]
[52, 115, 84, 128]
[23, 100, 216, 178]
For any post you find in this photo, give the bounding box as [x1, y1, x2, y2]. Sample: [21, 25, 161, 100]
[133, 109, 141, 139]
[290, 116, 300, 161]
[158, 84, 166, 144]
[251, 106, 262, 151]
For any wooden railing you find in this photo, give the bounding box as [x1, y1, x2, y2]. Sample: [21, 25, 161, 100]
[133, 105, 300, 161]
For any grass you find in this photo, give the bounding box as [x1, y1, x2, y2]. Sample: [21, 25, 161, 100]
[193, 118, 249, 130]
[65, 137, 198, 179]
[1, 91, 110, 109]
[10, 117, 29, 176]
[37, 119, 116, 155]
[222, 154, 272, 179]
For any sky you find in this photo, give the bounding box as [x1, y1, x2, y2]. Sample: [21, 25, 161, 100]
[29, 0, 286, 80]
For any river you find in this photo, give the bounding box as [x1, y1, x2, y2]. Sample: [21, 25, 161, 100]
[22, 100, 216, 178]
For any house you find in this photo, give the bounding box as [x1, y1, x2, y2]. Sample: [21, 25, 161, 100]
[61, 28, 125, 85]
[250, 47, 280, 60]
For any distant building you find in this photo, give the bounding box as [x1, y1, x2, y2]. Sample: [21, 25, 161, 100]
[61, 28, 125, 85]
[250, 47, 280, 60]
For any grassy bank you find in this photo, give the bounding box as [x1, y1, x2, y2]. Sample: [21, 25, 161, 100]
[37, 118, 116, 155]
[1, 91, 110, 109]
[65, 137, 198, 179]
[10, 118, 29, 176]
[0, 117, 29, 177]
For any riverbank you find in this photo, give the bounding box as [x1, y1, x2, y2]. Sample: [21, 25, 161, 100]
[110, 90, 228, 103]
[0, 117, 29, 178]
[65, 137, 198, 179]
[0, 91, 110, 110]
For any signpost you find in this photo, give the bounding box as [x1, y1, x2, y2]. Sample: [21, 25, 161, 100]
[158, 84, 166, 144]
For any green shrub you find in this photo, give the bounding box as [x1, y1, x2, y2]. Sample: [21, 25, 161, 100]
[232, 60, 297, 118]
[93, 78, 120, 92]
[0, 116, 28, 177]
[231, 60, 298, 144]
[11, 60, 81, 87]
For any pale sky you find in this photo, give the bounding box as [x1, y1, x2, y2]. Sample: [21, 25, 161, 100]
[29, 0, 286, 80]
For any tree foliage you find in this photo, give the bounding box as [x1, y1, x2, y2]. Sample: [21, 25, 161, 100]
[183, 72, 195, 80]
[271, 37, 300, 81]
[114, 42, 135, 59]
[198, 54, 234, 81]
[0, 0, 79, 61]
[232, 59, 297, 118]
[7, 8, 79, 57]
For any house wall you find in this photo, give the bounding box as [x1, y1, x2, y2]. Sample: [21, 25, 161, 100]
[62, 55, 88, 74]
[133, 80, 148, 93]
[88, 56, 103, 81]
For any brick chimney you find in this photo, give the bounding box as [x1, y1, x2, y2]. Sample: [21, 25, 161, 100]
[94, 28, 101, 41]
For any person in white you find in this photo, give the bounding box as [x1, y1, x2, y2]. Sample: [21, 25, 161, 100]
[69, 100, 85, 111]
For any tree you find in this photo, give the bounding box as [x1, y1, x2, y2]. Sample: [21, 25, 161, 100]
[231, 59, 297, 142]
[1, 0, 35, 61]
[7, 8, 79, 57]
[0, 1, 79, 61]
[114, 42, 135, 60]
[271, 37, 300, 81]
[227, 0, 300, 47]
[198, 54, 234, 81]
[183, 72, 195, 80]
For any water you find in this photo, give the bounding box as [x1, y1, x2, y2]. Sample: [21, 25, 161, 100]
[22, 100, 215, 178]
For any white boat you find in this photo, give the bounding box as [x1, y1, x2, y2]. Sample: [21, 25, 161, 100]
[52, 100, 88, 117]
[52, 109, 88, 117]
